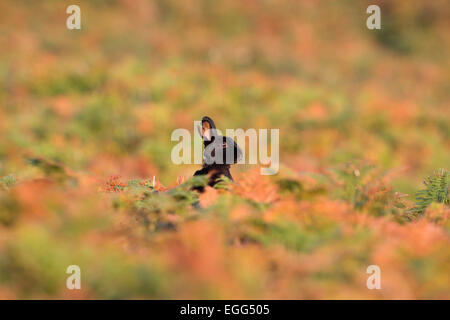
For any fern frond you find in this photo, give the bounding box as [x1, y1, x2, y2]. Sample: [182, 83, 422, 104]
[410, 169, 449, 215]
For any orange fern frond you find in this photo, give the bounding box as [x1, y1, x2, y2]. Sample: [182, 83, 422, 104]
[233, 168, 279, 204]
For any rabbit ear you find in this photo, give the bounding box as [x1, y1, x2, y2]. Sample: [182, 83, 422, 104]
[196, 124, 202, 138]
[201, 116, 216, 129]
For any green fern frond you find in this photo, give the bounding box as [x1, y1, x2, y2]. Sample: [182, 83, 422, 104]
[411, 169, 449, 215]
[213, 176, 233, 190]
[0, 174, 16, 190]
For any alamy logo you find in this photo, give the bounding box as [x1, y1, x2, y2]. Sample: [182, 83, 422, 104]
[66, 5, 81, 30]
[66, 265, 81, 290]
[366, 265, 381, 289]
[171, 121, 279, 175]
[366, 5, 381, 30]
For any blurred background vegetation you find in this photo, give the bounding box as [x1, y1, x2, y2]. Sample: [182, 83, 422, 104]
[0, 0, 448, 299]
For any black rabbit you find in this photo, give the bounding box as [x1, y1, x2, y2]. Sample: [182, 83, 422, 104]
[193, 116, 242, 192]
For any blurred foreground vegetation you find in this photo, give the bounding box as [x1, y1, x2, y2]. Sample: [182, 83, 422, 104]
[0, 0, 449, 299]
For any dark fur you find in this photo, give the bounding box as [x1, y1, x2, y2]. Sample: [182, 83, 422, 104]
[193, 116, 241, 192]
